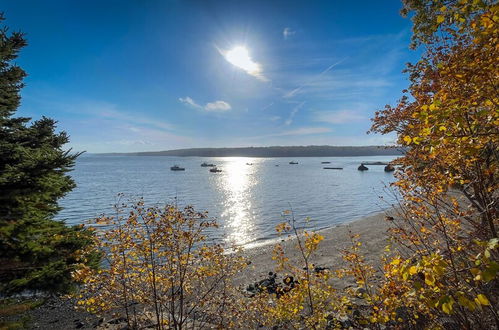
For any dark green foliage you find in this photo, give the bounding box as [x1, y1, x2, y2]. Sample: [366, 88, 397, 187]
[0, 13, 100, 295]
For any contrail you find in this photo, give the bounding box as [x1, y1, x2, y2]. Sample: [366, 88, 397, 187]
[283, 57, 347, 98]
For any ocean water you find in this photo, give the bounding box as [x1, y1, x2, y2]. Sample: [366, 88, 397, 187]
[56, 155, 398, 247]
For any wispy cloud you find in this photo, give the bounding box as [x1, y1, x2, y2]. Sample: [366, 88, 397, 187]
[275, 126, 331, 136]
[98, 107, 174, 131]
[247, 126, 332, 140]
[104, 139, 153, 146]
[283, 27, 296, 40]
[62, 100, 175, 132]
[272, 32, 407, 102]
[178, 96, 202, 109]
[179, 97, 232, 112]
[261, 102, 274, 111]
[47, 99, 195, 152]
[313, 110, 366, 124]
[280, 70, 392, 101]
[284, 101, 305, 126]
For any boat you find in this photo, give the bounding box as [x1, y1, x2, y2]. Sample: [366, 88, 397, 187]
[170, 165, 185, 171]
[201, 162, 215, 167]
[289, 161, 298, 165]
[209, 167, 222, 173]
[246, 163, 253, 165]
[358, 164, 369, 171]
[321, 161, 331, 164]
[323, 167, 343, 170]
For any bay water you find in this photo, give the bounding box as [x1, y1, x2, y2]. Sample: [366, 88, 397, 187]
[56, 155, 398, 247]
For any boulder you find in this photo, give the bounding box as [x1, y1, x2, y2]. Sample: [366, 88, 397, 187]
[384, 164, 395, 172]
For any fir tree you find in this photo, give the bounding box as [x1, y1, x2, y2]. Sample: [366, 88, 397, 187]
[0, 13, 99, 295]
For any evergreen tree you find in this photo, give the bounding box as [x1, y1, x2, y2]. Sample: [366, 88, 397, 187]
[0, 13, 99, 295]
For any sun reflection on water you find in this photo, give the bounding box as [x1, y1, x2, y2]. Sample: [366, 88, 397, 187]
[218, 158, 258, 246]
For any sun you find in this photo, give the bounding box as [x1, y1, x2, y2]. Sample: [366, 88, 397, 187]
[224, 46, 260, 75]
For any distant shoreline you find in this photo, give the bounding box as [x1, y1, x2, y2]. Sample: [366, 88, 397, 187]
[97, 145, 404, 158]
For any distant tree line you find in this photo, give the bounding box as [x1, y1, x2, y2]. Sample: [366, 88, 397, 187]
[107, 145, 404, 157]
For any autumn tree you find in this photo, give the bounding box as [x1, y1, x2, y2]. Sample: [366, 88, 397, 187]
[257, 1, 498, 328]
[367, 0, 498, 327]
[0, 13, 99, 294]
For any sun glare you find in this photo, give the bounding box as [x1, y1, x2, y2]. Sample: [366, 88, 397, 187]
[224, 46, 261, 75]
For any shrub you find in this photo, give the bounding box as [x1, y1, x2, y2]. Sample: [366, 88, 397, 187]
[74, 201, 247, 329]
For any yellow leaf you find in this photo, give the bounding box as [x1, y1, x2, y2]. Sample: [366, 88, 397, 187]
[425, 273, 435, 286]
[442, 302, 452, 314]
[391, 258, 401, 266]
[458, 296, 476, 311]
[409, 266, 418, 275]
[439, 126, 447, 131]
[437, 15, 445, 24]
[403, 136, 412, 144]
[476, 294, 490, 306]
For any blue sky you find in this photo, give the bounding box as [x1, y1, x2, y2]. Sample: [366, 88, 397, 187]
[4, 0, 418, 153]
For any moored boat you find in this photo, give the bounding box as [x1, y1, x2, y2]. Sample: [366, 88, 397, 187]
[170, 165, 185, 171]
[289, 161, 298, 165]
[209, 167, 222, 173]
[358, 164, 369, 171]
[201, 162, 215, 167]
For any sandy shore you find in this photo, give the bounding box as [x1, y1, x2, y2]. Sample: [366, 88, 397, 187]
[235, 209, 394, 288]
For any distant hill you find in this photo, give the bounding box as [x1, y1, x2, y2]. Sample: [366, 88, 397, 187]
[101, 146, 404, 157]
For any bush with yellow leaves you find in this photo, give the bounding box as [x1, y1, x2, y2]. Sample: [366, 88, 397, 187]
[73, 200, 247, 329]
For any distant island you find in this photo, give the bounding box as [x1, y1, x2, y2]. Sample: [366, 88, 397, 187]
[100, 145, 404, 158]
